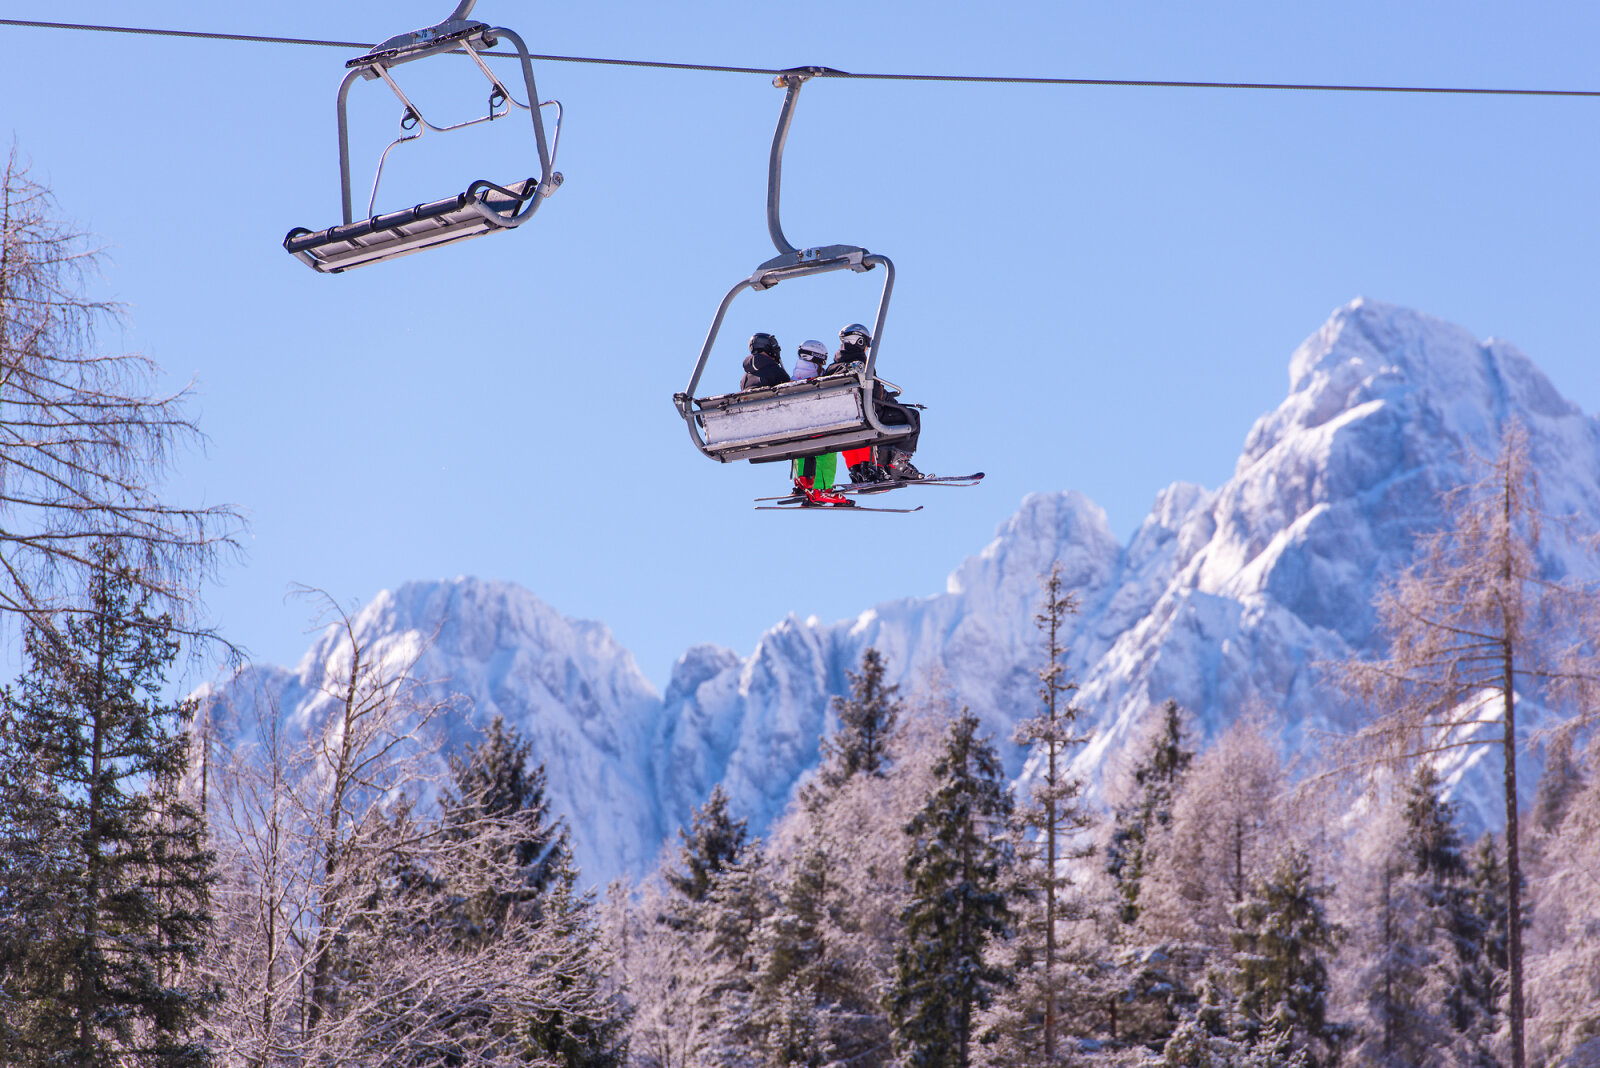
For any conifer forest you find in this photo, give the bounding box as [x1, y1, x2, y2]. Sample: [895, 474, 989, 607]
[4, 147, 1600, 1068]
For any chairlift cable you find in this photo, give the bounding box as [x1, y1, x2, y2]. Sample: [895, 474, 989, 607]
[3, 16, 1600, 98]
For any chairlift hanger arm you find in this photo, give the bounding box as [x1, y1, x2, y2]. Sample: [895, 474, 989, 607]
[332, 16, 559, 226]
[765, 67, 845, 258]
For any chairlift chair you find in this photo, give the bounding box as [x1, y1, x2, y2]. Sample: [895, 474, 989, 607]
[673, 70, 913, 466]
[284, 0, 563, 273]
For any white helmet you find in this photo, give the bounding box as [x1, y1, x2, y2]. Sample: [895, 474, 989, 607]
[798, 340, 828, 364]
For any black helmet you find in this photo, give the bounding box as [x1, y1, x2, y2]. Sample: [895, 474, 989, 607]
[749, 332, 779, 356]
[839, 323, 871, 348]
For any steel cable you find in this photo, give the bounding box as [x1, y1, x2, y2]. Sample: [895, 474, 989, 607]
[3, 16, 1600, 97]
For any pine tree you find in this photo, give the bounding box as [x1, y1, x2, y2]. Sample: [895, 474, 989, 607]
[524, 855, 632, 1068]
[817, 647, 902, 789]
[666, 784, 751, 907]
[1002, 562, 1092, 1062]
[1229, 847, 1343, 1068]
[1107, 699, 1194, 927]
[891, 711, 1015, 1068]
[443, 718, 625, 1068]
[754, 843, 883, 1068]
[1342, 766, 1485, 1068]
[0, 551, 218, 1066]
[444, 714, 573, 934]
[1455, 835, 1508, 1058]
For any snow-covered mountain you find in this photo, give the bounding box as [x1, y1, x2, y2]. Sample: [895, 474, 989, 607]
[207, 300, 1600, 886]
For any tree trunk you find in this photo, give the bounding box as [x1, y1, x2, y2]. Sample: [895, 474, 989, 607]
[1502, 638, 1524, 1068]
[79, 613, 110, 1062]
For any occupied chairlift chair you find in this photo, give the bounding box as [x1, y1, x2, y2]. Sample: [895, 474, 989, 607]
[284, 0, 563, 273]
[673, 70, 913, 466]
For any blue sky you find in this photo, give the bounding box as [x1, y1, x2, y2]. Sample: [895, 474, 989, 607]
[2, 1, 1597, 687]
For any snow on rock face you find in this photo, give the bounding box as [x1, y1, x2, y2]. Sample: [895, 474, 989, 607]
[206, 579, 666, 887]
[211, 301, 1600, 879]
[1060, 299, 1600, 833]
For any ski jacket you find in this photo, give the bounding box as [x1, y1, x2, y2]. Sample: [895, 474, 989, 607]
[740, 351, 791, 390]
[825, 344, 869, 377]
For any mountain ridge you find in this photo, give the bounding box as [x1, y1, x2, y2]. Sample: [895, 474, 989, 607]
[203, 299, 1600, 886]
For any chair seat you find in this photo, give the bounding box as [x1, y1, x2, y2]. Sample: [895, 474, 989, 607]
[285, 178, 534, 273]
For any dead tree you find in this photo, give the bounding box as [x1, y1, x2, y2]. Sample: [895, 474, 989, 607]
[0, 147, 239, 633]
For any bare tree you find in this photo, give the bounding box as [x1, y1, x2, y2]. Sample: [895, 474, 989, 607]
[1136, 713, 1294, 947]
[1336, 419, 1600, 1068]
[202, 594, 606, 1067]
[0, 147, 239, 632]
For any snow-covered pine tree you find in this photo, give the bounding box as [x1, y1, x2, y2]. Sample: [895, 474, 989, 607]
[1107, 699, 1194, 927]
[753, 842, 885, 1068]
[816, 647, 902, 791]
[1228, 847, 1344, 1067]
[0, 551, 218, 1066]
[1526, 749, 1600, 1065]
[891, 710, 1015, 1068]
[443, 718, 625, 1068]
[987, 562, 1093, 1064]
[699, 836, 772, 1067]
[1338, 765, 1490, 1068]
[445, 713, 572, 910]
[667, 785, 751, 908]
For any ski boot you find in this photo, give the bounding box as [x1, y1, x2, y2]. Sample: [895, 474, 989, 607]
[885, 451, 924, 481]
[848, 461, 889, 484]
[794, 476, 854, 506]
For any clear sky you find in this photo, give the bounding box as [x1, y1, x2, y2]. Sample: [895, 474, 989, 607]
[2, 1, 1597, 688]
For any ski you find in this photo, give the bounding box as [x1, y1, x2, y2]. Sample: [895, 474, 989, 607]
[756, 501, 924, 513]
[755, 473, 984, 503]
[834, 471, 986, 495]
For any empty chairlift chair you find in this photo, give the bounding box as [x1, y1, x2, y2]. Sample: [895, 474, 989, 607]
[284, 0, 563, 273]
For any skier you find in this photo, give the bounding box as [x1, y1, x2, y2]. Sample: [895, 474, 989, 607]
[787, 339, 848, 505]
[740, 332, 791, 390]
[825, 323, 923, 482]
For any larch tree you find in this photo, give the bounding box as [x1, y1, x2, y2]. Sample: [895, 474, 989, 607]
[0, 149, 238, 635]
[1335, 418, 1600, 1068]
[1137, 715, 1292, 949]
[0, 549, 218, 1066]
[891, 710, 1015, 1068]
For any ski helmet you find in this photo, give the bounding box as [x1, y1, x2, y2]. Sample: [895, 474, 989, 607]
[839, 323, 871, 348]
[749, 332, 779, 356]
[798, 339, 828, 364]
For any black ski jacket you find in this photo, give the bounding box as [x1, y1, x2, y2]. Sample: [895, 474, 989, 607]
[741, 352, 791, 390]
[825, 344, 869, 376]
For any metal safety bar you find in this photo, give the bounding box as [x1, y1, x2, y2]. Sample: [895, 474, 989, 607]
[333, 19, 560, 227]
